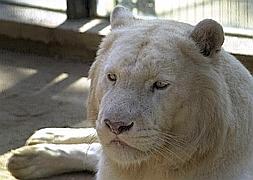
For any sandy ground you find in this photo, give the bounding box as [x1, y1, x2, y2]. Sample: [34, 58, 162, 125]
[0, 49, 95, 179]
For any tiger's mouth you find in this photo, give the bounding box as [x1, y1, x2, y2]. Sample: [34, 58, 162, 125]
[102, 136, 151, 164]
[110, 137, 128, 146]
[107, 136, 145, 153]
[109, 137, 139, 150]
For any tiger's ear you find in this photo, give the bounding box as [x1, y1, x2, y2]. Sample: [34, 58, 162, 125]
[110, 5, 135, 29]
[191, 19, 224, 57]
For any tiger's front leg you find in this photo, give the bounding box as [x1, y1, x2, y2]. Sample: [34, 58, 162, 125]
[7, 143, 101, 179]
[26, 128, 98, 145]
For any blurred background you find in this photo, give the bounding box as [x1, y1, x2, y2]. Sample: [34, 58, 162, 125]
[0, 0, 252, 56]
[98, 0, 253, 29]
[0, 1, 252, 179]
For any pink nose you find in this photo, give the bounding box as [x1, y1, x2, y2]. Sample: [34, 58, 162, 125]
[104, 119, 134, 135]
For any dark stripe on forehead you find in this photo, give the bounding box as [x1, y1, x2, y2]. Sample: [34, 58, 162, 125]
[131, 25, 158, 65]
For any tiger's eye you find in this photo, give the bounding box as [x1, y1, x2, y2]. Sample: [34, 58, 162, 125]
[153, 81, 170, 90]
[107, 73, 117, 82]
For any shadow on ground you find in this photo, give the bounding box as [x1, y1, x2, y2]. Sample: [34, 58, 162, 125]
[0, 49, 95, 179]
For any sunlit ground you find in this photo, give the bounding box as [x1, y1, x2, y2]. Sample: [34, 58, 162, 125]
[0, 0, 67, 11]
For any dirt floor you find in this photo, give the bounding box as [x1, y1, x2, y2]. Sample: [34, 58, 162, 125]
[0, 49, 95, 179]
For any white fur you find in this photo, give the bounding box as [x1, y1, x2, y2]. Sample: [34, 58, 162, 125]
[8, 130, 101, 179]
[26, 128, 98, 145]
[7, 6, 253, 180]
[92, 6, 253, 180]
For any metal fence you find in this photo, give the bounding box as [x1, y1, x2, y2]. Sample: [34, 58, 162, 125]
[98, 0, 253, 30]
[1, 0, 252, 29]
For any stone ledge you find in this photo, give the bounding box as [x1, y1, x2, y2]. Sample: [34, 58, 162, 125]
[0, 3, 109, 60]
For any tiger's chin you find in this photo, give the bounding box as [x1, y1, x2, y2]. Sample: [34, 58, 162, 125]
[102, 141, 151, 165]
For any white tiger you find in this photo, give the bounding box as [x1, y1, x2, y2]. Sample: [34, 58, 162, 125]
[7, 6, 253, 180]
